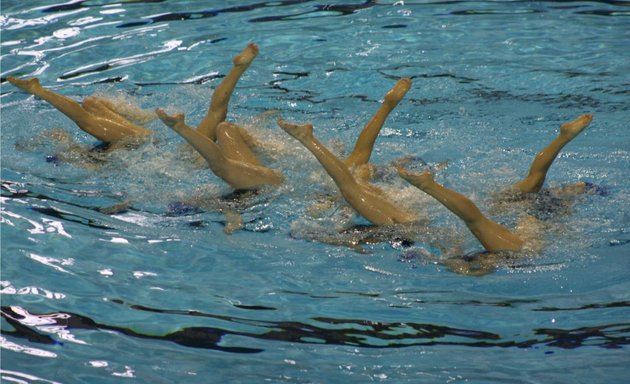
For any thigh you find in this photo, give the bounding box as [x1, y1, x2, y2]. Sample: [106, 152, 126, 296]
[216, 122, 261, 165]
[82, 96, 133, 126]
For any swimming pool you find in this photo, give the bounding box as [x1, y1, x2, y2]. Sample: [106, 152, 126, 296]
[1, 1, 629, 382]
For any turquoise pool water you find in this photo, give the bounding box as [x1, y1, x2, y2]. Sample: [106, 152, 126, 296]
[1, 1, 629, 383]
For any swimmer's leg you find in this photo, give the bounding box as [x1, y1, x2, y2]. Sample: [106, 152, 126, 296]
[8, 77, 149, 142]
[80, 96, 151, 141]
[82, 96, 139, 127]
[216, 121, 262, 165]
[84, 95, 155, 125]
[196, 43, 259, 141]
[345, 78, 411, 168]
[278, 117, 414, 225]
[159, 108, 283, 189]
[513, 113, 593, 193]
[156, 108, 226, 167]
[277, 118, 358, 190]
[8, 77, 93, 126]
[398, 168, 524, 252]
[81, 96, 151, 140]
[103, 97, 156, 125]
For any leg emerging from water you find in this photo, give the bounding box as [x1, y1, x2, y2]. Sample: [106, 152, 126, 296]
[216, 121, 261, 165]
[278, 117, 415, 225]
[156, 108, 227, 167]
[8, 77, 150, 143]
[344, 78, 411, 168]
[158, 108, 283, 190]
[89, 95, 156, 125]
[398, 168, 524, 252]
[82, 96, 140, 127]
[8, 77, 90, 123]
[513, 113, 593, 193]
[196, 43, 259, 141]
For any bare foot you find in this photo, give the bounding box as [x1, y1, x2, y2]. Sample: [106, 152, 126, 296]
[276, 117, 313, 141]
[397, 167, 434, 190]
[155, 108, 186, 130]
[233, 43, 259, 67]
[560, 113, 592, 140]
[7, 76, 41, 93]
[383, 78, 411, 107]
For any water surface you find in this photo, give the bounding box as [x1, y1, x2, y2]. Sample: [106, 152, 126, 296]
[1, 1, 629, 383]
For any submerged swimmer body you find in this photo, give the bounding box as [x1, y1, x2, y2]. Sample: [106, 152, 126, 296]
[15, 127, 109, 168]
[398, 113, 594, 275]
[167, 189, 259, 235]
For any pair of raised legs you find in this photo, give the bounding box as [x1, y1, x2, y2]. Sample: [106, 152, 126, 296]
[398, 113, 593, 253]
[7, 77, 152, 143]
[278, 78, 417, 225]
[155, 43, 283, 190]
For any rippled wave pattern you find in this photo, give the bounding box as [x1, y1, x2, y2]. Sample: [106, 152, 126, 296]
[2, 1, 629, 383]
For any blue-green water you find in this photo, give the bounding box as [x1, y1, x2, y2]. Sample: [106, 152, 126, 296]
[1, 1, 629, 383]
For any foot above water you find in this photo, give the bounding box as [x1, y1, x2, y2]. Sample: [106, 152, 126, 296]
[560, 113, 593, 139]
[155, 108, 187, 130]
[276, 117, 313, 141]
[233, 43, 259, 66]
[383, 78, 411, 107]
[397, 167, 434, 190]
[7, 76, 42, 93]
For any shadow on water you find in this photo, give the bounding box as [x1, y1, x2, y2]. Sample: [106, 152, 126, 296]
[2, 302, 629, 354]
